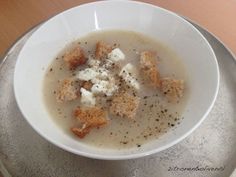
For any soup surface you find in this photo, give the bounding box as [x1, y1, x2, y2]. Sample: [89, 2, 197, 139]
[43, 30, 189, 149]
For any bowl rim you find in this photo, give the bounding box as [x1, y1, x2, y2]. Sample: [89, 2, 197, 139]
[13, 0, 220, 160]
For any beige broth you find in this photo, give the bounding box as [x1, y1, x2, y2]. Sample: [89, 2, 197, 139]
[43, 30, 189, 149]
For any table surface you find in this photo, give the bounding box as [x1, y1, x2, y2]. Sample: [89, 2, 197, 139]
[1, 0, 236, 58]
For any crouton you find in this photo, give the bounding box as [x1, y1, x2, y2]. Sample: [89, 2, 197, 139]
[74, 106, 108, 126]
[64, 46, 86, 70]
[56, 78, 79, 103]
[140, 51, 157, 68]
[71, 107, 108, 138]
[81, 81, 93, 90]
[71, 126, 91, 139]
[95, 41, 112, 60]
[140, 51, 160, 87]
[110, 92, 140, 119]
[160, 78, 184, 102]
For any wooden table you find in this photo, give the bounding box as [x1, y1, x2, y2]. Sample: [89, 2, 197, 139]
[1, 0, 236, 58]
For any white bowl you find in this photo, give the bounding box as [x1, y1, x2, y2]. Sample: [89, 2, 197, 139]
[14, 1, 219, 160]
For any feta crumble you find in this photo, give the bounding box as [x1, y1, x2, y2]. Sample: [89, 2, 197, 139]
[80, 88, 96, 106]
[108, 48, 125, 62]
[87, 56, 100, 68]
[119, 63, 140, 90]
[76, 68, 98, 81]
[91, 79, 118, 96]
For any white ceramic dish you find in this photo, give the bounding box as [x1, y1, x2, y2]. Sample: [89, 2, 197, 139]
[14, 1, 219, 160]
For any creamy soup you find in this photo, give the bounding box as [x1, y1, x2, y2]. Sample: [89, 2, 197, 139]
[43, 30, 189, 149]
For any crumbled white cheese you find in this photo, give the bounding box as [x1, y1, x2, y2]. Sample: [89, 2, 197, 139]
[76, 52, 121, 97]
[119, 63, 140, 90]
[77, 65, 109, 82]
[91, 80, 108, 95]
[91, 78, 100, 84]
[108, 48, 125, 62]
[91, 79, 118, 96]
[76, 68, 98, 81]
[87, 56, 100, 68]
[96, 68, 109, 80]
[103, 59, 115, 69]
[80, 88, 96, 106]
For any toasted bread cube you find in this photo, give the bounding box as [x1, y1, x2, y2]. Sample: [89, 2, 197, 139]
[71, 107, 108, 138]
[81, 81, 93, 90]
[56, 78, 79, 103]
[144, 67, 160, 87]
[140, 51, 160, 87]
[160, 78, 184, 102]
[95, 41, 112, 60]
[110, 92, 140, 119]
[74, 106, 108, 127]
[140, 51, 157, 68]
[72, 106, 108, 138]
[71, 126, 91, 139]
[64, 46, 86, 70]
